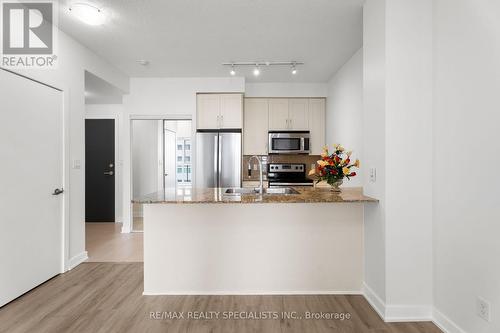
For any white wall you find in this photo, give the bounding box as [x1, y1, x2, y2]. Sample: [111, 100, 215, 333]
[433, 1, 500, 332]
[385, 0, 434, 314]
[85, 104, 125, 223]
[362, 0, 434, 320]
[7, 29, 129, 268]
[121, 77, 245, 232]
[245, 83, 327, 97]
[362, 0, 387, 309]
[326, 49, 363, 187]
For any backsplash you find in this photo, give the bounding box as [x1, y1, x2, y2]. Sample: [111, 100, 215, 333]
[242, 155, 321, 181]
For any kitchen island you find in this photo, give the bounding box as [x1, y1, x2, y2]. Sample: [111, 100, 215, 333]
[134, 187, 377, 295]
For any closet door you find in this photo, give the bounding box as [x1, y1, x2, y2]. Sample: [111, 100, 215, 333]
[0, 69, 64, 307]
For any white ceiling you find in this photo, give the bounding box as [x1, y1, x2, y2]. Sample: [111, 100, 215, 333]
[59, 0, 363, 82]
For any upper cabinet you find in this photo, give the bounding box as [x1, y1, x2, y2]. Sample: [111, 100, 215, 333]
[308, 98, 326, 155]
[244, 97, 326, 155]
[243, 98, 269, 155]
[220, 94, 243, 128]
[197, 94, 220, 129]
[288, 99, 309, 130]
[197, 93, 243, 129]
[268, 98, 309, 130]
[268, 99, 289, 130]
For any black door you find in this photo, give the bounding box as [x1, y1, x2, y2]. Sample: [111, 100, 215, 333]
[85, 119, 115, 222]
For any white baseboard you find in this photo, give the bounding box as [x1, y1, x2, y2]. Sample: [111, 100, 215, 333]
[67, 251, 88, 271]
[362, 283, 432, 322]
[433, 307, 468, 333]
[385, 304, 432, 322]
[143, 290, 363, 296]
[363, 283, 386, 320]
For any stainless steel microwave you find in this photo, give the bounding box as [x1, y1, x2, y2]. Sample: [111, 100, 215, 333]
[268, 131, 310, 154]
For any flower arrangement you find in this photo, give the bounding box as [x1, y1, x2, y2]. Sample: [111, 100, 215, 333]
[308, 144, 360, 191]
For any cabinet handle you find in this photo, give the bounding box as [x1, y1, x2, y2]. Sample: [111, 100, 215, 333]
[289, 118, 293, 129]
[221, 115, 224, 128]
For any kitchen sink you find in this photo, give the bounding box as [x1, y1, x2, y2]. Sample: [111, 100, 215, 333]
[224, 188, 259, 194]
[224, 187, 299, 195]
[264, 187, 299, 195]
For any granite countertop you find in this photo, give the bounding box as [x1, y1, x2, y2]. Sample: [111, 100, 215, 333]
[132, 187, 378, 204]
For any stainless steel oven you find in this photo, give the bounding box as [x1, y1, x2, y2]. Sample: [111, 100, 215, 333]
[268, 131, 310, 154]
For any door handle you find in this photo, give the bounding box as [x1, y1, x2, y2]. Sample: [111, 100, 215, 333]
[52, 188, 64, 195]
[104, 171, 114, 176]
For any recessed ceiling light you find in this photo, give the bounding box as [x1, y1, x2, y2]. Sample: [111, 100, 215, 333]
[230, 65, 236, 76]
[69, 3, 106, 26]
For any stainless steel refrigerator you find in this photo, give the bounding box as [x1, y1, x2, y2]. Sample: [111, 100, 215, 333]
[196, 130, 241, 188]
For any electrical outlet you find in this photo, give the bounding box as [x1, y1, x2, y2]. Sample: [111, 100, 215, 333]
[369, 167, 377, 183]
[477, 297, 491, 322]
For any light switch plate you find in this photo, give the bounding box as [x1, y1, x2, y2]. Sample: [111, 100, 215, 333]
[72, 159, 81, 169]
[369, 167, 377, 183]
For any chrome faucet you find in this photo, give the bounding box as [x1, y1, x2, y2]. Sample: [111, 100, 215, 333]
[248, 155, 263, 194]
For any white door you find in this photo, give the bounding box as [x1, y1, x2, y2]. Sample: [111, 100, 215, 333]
[164, 129, 177, 188]
[289, 99, 309, 130]
[220, 94, 243, 128]
[244, 98, 269, 155]
[0, 70, 64, 307]
[268, 99, 289, 130]
[197, 94, 220, 129]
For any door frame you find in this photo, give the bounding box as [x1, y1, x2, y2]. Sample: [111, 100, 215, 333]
[85, 114, 120, 223]
[0, 68, 69, 273]
[127, 115, 193, 233]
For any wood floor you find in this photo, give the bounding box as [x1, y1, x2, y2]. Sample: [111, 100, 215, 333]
[0, 263, 442, 333]
[86, 223, 143, 262]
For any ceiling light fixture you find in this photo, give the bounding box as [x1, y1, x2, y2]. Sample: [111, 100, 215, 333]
[136, 59, 150, 66]
[69, 3, 106, 26]
[222, 61, 304, 77]
[253, 64, 260, 76]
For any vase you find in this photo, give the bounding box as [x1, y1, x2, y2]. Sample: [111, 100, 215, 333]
[327, 179, 343, 192]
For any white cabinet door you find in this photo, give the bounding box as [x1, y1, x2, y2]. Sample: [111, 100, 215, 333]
[220, 94, 243, 129]
[244, 98, 269, 155]
[0, 70, 63, 307]
[197, 94, 220, 129]
[268, 99, 289, 130]
[289, 99, 309, 130]
[309, 98, 326, 155]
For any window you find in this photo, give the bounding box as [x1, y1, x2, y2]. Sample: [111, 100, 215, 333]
[185, 156, 190, 162]
[177, 156, 182, 162]
[185, 144, 191, 151]
[177, 144, 183, 150]
[177, 167, 183, 173]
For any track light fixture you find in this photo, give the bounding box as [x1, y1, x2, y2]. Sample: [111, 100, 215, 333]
[253, 64, 260, 76]
[223, 61, 304, 77]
